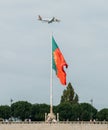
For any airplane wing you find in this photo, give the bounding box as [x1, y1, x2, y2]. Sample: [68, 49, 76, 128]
[48, 17, 55, 23]
[48, 17, 60, 23]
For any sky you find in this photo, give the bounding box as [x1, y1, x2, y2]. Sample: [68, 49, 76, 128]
[0, 0, 108, 110]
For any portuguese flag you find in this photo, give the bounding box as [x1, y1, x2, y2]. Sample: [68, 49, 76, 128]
[52, 36, 68, 85]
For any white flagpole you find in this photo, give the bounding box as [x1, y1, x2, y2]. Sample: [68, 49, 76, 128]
[46, 35, 56, 122]
[50, 35, 53, 114]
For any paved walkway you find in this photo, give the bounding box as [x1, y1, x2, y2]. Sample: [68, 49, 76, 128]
[0, 123, 108, 130]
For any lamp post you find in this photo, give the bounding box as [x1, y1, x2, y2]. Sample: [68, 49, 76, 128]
[10, 99, 13, 120]
[90, 99, 93, 120]
[90, 99, 93, 106]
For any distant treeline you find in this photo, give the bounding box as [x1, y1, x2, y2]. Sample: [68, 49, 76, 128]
[0, 101, 108, 121]
[0, 83, 108, 121]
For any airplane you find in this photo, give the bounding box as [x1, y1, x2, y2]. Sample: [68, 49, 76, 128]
[38, 15, 60, 24]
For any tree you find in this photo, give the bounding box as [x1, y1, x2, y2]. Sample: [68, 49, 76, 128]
[97, 108, 108, 121]
[79, 103, 97, 121]
[0, 105, 11, 119]
[31, 104, 50, 121]
[71, 103, 81, 121]
[56, 102, 73, 121]
[60, 82, 79, 104]
[11, 101, 32, 121]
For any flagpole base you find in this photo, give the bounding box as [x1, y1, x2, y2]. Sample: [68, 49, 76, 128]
[45, 112, 56, 123]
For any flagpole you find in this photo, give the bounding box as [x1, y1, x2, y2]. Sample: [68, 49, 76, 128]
[46, 35, 56, 122]
[46, 34, 56, 122]
[50, 35, 53, 114]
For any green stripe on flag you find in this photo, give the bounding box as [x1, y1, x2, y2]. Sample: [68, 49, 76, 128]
[52, 36, 58, 72]
[52, 36, 58, 51]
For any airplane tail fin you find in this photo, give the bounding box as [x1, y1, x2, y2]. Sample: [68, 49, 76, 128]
[38, 15, 42, 20]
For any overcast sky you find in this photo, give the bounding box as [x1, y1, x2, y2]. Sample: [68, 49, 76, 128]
[0, 0, 108, 110]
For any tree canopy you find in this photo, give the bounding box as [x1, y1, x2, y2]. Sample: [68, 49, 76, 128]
[60, 82, 79, 104]
[11, 101, 32, 121]
[0, 83, 107, 121]
[0, 101, 107, 121]
[97, 108, 108, 121]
